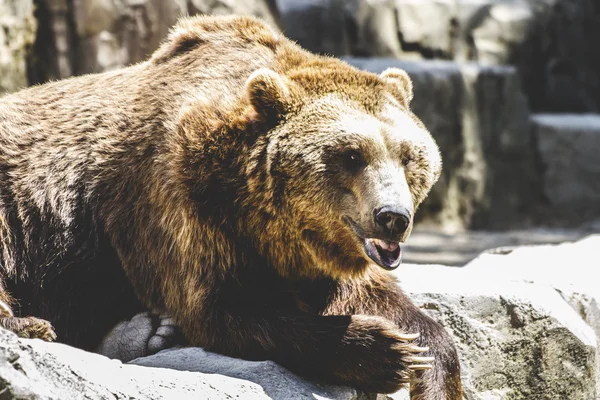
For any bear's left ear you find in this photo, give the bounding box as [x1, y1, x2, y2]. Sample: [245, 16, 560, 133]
[245, 68, 291, 120]
[380, 68, 413, 108]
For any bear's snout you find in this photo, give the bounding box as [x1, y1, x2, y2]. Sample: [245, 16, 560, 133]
[373, 205, 411, 237]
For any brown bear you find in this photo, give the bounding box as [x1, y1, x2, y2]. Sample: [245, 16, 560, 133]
[0, 15, 462, 399]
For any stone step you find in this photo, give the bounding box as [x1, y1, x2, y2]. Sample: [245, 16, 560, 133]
[531, 114, 600, 218]
[397, 246, 599, 400]
[347, 57, 538, 230]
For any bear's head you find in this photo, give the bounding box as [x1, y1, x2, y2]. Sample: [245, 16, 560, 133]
[241, 64, 442, 279]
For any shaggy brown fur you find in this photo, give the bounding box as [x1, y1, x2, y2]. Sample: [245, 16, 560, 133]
[0, 15, 461, 398]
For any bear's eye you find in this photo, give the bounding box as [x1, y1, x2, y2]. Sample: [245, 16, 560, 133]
[402, 154, 413, 167]
[343, 150, 365, 172]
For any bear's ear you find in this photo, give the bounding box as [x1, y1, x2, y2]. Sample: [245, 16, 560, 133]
[380, 68, 413, 108]
[151, 26, 203, 64]
[245, 68, 291, 120]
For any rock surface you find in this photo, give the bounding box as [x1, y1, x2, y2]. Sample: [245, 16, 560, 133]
[465, 234, 600, 396]
[0, 326, 374, 400]
[531, 114, 600, 218]
[131, 347, 399, 400]
[0, 0, 36, 95]
[395, 261, 598, 399]
[348, 58, 536, 230]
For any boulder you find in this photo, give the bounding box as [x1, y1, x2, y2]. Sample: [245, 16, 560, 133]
[0, 326, 377, 400]
[131, 348, 411, 400]
[0, 0, 36, 95]
[531, 114, 600, 219]
[348, 58, 536, 230]
[464, 235, 600, 316]
[465, 234, 600, 395]
[395, 262, 598, 399]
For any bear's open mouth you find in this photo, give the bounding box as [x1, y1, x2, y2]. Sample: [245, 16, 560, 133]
[363, 238, 402, 270]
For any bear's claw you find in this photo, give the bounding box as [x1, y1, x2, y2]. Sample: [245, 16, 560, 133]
[0, 316, 57, 341]
[400, 339, 435, 371]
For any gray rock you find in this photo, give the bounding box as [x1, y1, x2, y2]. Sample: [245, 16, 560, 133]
[0, 0, 36, 95]
[0, 327, 269, 399]
[465, 234, 600, 396]
[531, 114, 600, 218]
[395, 263, 597, 399]
[0, 325, 377, 399]
[347, 58, 536, 230]
[393, 0, 456, 59]
[131, 347, 378, 400]
[276, 0, 351, 56]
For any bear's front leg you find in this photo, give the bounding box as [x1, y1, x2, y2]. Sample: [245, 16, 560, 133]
[185, 311, 431, 394]
[324, 272, 463, 400]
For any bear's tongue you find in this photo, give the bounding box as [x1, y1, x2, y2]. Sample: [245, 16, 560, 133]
[364, 238, 402, 270]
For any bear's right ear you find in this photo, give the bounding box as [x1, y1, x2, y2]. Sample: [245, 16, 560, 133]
[380, 68, 414, 108]
[245, 68, 291, 120]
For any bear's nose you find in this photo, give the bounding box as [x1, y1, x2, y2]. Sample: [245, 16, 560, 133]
[374, 206, 411, 236]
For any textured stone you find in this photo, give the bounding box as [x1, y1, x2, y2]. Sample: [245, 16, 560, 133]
[0, 326, 381, 400]
[0, 0, 36, 95]
[531, 114, 600, 217]
[465, 235, 600, 396]
[0, 327, 269, 399]
[348, 58, 536, 230]
[5, 239, 599, 399]
[132, 347, 403, 400]
[395, 263, 597, 399]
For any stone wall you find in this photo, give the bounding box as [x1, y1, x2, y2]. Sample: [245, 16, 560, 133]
[0, 0, 36, 95]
